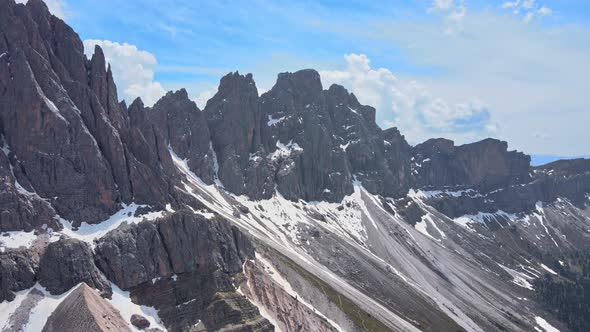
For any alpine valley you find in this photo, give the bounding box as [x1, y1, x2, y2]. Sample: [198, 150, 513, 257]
[1, 1, 589, 332]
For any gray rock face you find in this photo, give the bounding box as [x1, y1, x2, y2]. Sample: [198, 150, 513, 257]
[123, 98, 181, 209]
[0, 135, 59, 232]
[258, 70, 414, 202]
[382, 127, 412, 195]
[411, 157, 590, 232]
[94, 210, 253, 290]
[42, 283, 131, 332]
[94, 210, 271, 331]
[325, 84, 398, 197]
[411, 138, 531, 191]
[0, 248, 38, 302]
[261, 70, 348, 202]
[39, 238, 111, 297]
[0, 0, 121, 223]
[205, 72, 274, 198]
[0, 0, 200, 229]
[151, 89, 215, 184]
[130, 314, 150, 329]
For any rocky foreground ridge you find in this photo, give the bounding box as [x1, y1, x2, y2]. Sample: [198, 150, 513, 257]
[1, 1, 590, 332]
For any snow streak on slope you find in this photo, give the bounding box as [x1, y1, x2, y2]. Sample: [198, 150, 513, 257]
[109, 283, 166, 331]
[169, 147, 423, 332]
[170, 144, 575, 332]
[535, 316, 560, 332]
[58, 203, 166, 245]
[255, 253, 345, 332]
[535, 202, 560, 247]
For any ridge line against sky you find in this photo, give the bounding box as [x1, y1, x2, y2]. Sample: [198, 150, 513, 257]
[20, 0, 590, 160]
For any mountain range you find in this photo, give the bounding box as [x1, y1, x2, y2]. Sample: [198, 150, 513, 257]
[1, 1, 589, 331]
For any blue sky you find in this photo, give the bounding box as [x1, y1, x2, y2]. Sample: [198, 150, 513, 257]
[36, 0, 590, 162]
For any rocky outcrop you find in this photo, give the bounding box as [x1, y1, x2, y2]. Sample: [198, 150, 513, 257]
[94, 210, 271, 331]
[151, 89, 215, 184]
[94, 210, 252, 290]
[0, 248, 38, 301]
[130, 314, 151, 330]
[123, 98, 181, 209]
[0, 135, 59, 232]
[260, 70, 350, 202]
[411, 138, 531, 191]
[39, 238, 111, 297]
[420, 156, 590, 224]
[205, 72, 274, 198]
[325, 84, 399, 197]
[382, 127, 412, 195]
[202, 291, 275, 332]
[0, 0, 125, 223]
[42, 283, 131, 332]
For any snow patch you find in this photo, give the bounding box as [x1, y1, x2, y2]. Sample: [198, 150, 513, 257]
[109, 283, 166, 331]
[540, 264, 558, 275]
[534, 202, 559, 247]
[408, 188, 481, 199]
[21, 283, 77, 332]
[206, 143, 223, 187]
[267, 115, 286, 126]
[0, 231, 38, 251]
[535, 316, 560, 332]
[59, 203, 165, 245]
[453, 211, 517, 229]
[498, 264, 534, 290]
[270, 140, 303, 160]
[347, 106, 359, 114]
[0, 287, 29, 329]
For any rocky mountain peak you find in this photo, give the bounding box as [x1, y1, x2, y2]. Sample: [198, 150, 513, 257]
[161, 87, 191, 103]
[275, 68, 323, 93]
[204, 71, 265, 195]
[215, 71, 257, 99]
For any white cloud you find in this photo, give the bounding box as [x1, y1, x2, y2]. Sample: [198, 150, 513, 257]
[500, 0, 551, 23]
[428, 0, 467, 34]
[193, 88, 216, 109]
[320, 54, 496, 144]
[522, 0, 535, 9]
[16, 0, 68, 19]
[537, 7, 552, 17]
[83, 40, 165, 107]
[501, 1, 519, 9]
[431, 0, 454, 11]
[364, 12, 589, 155]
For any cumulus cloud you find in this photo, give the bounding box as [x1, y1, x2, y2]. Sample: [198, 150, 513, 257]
[83, 40, 166, 107]
[320, 54, 496, 144]
[428, 0, 467, 33]
[16, 0, 68, 19]
[431, 0, 454, 10]
[361, 11, 589, 155]
[193, 88, 217, 109]
[500, 0, 552, 23]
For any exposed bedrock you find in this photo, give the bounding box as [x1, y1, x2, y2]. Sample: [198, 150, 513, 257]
[94, 210, 272, 331]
